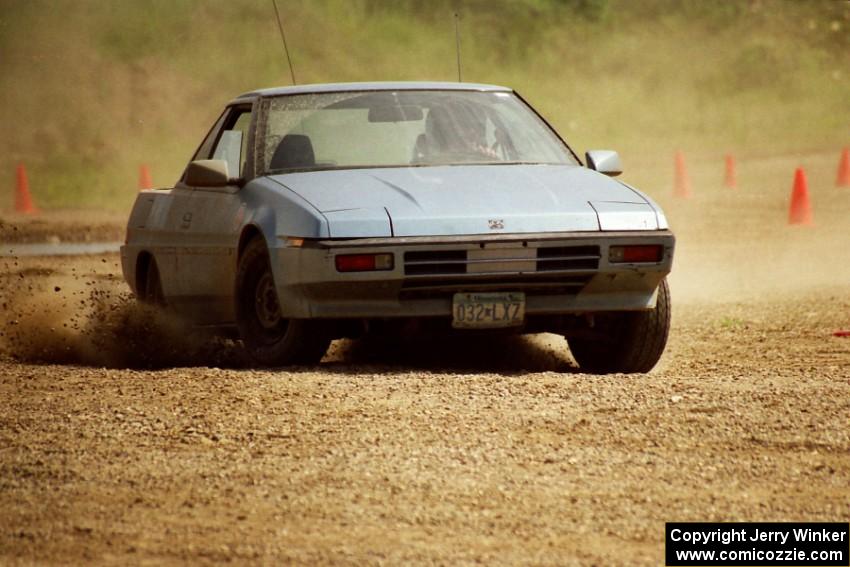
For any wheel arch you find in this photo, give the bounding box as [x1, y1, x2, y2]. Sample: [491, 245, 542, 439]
[135, 250, 154, 298]
[237, 224, 266, 263]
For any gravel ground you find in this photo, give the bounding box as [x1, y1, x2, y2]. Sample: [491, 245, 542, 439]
[2, 255, 848, 565]
[1, 285, 848, 565]
[1, 160, 849, 565]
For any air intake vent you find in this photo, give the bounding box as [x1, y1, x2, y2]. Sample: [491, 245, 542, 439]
[536, 245, 600, 271]
[404, 250, 467, 275]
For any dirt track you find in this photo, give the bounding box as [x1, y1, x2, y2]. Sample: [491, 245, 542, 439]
[1, 155, 849, 565]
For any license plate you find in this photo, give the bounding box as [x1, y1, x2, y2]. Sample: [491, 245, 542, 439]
[452, 292, 526, 329]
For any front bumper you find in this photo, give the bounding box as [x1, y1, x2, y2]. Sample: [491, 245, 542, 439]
[271, 230, 675, 319]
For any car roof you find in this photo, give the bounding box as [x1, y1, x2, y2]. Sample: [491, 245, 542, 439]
[232, 81, 512, 103]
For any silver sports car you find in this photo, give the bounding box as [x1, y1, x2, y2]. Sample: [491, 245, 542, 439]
[121, 82, 674, 372]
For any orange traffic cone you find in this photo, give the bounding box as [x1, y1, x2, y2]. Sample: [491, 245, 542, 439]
[836, 148, 850, 187]
[14, 163, 38, 214]
[788, 168, 813, 226]
[674, 151, 691, 198]
[138, 164, 153, 190]
[724, 154, 737, 189]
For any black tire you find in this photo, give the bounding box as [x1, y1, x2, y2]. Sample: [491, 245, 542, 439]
[568, 278, 671, 374]
[235, 237, 330, 366]
[141, 257, 165, 306]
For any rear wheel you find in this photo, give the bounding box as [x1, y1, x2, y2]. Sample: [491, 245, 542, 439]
[568, 278, 671, 374]
[140, 257, 165, 306]
[235, 237, 330, 366]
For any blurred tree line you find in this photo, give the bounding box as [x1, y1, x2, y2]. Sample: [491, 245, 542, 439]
[0, 0, 847, 209]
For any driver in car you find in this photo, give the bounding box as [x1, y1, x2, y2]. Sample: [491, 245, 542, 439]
[413, 103, 500, 162]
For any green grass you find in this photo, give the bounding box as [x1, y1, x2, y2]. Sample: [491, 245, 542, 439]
[0, 0, 847, 211]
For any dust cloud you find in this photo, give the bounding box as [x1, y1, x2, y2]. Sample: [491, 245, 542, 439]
[0, 257, 242, 369]
[0, 255, 580, 372]
[630, 150, 850, 306]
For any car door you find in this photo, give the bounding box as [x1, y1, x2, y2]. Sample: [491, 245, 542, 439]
[138, 109, 230, 307]
[176, 104, 254, 324]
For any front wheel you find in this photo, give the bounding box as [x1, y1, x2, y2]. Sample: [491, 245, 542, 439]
[235, 238, 330, 366]
[568, 279, 671, 374]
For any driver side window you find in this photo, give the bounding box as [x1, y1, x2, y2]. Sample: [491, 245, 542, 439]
[210, 108, 252, 178]
[188, 105, 253, 183]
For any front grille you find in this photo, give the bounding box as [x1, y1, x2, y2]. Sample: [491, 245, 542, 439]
[403, 244, 600, 276]
[400, 243, 600, 299]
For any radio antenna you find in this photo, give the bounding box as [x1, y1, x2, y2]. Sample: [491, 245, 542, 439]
[272, 0, 297, 85]
[454, 12, 462, 82]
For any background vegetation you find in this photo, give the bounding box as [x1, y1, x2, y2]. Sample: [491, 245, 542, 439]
[0, 0, 848, 210]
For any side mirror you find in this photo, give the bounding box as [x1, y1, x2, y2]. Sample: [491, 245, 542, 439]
[185, 159, 233, 187]
[586, 150, 623, 177]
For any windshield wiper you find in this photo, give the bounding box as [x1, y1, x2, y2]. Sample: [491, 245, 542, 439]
[266, 161, 563, 175]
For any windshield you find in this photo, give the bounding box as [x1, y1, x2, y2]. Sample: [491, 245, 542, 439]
[259, 90, 577, 173]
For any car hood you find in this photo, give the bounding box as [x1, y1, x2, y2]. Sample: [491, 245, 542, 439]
[270, 165, 660, 238]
